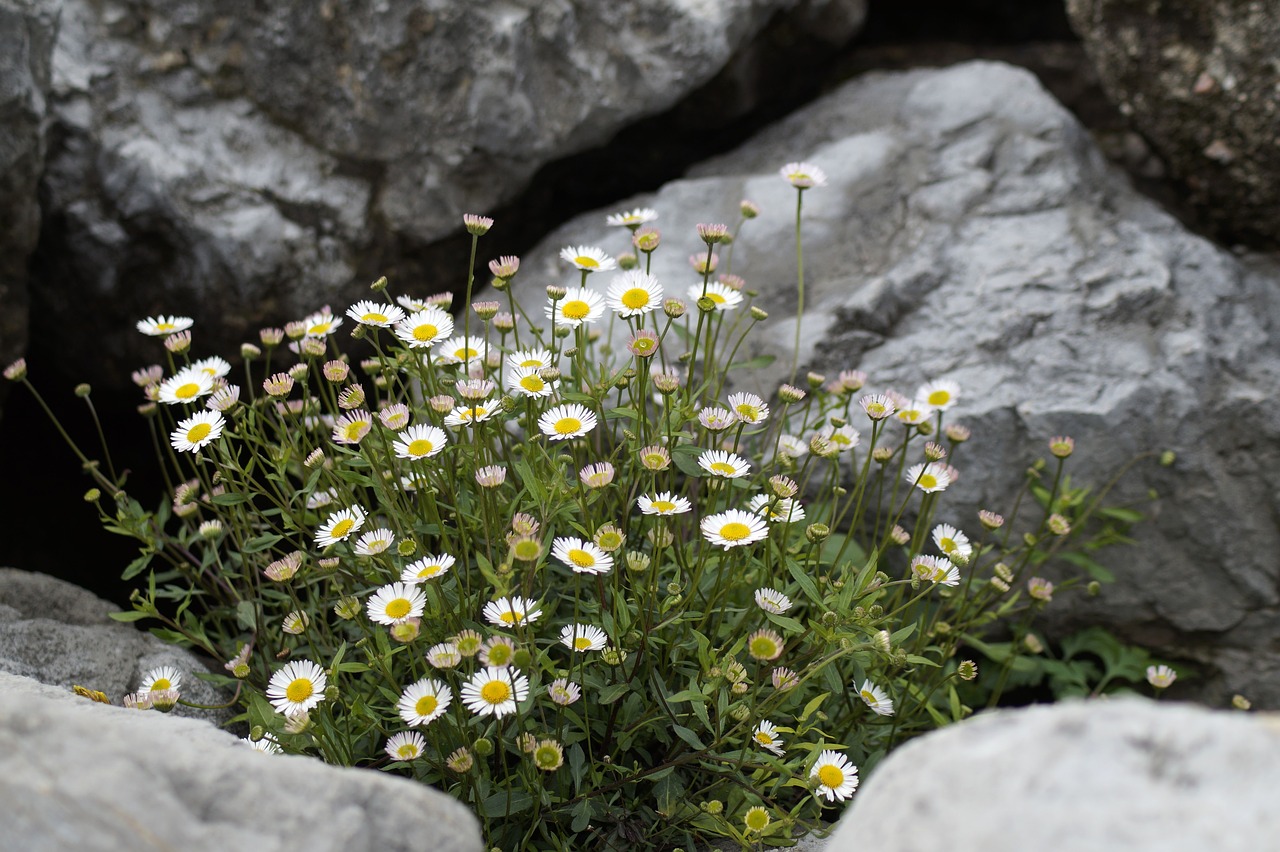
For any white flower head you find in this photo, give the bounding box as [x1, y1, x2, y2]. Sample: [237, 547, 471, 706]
[462, 666, 529, 718]
[811, 750, 858, 801]
[266, 659, 328, 715]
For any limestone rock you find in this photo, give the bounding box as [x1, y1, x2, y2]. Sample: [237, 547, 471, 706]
[515, 60, 1280, 705]
[33, 0, 865, 386]
[1067, 0, 1280, 246]
[0, 671, 483, 852]
[0, 568, 228, 723]
[829, 699, 1280, 851]
[0, 0, 56, 396]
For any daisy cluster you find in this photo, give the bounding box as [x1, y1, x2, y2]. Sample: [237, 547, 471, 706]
[23, 160, 1125, 851]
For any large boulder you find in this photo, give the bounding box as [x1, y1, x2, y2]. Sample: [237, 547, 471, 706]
[1067, 0, 1280, 247]
[0, 671, 484, 852]
[829, 699, 1278, 851]
[33, 0, 865, 386]
[0, 0, 56, 394]
[515, 60, 1280, 706]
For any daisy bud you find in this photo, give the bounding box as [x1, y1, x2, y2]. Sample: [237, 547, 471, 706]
[731, 683, 749, 697]
[617, 251, 638, 270]
[472, 300, 500, 320]
[945, 423, 971, 442]
[84, 488, 101, 503]
[805, 523, 830, 543]
[1048, 513, 1071, 535]
[149, 689, 179, 712]
[546, 284, 567, 301]
[872, 446, 894, 463]
[769, 475, 798, 498]
[164, 331, 192, 353]
[994, 563, 1014, 582]
[369, 275, 388, 292]
[447, 748, 474, 774]
[323, 360, 349, 382]
[429, 394, 455, 413]
[600, 647, 626, 666]
[957, 660, 978, 681]
[3, 358, 27, 381]
[651, 372, 680, 394]
[397, 539, 417, 557]
[694, 296, 714, 313]
[463, 214, 494, 235]
[304, 448, 325, 468]
[493, 312, 515, 332]
[475, 465, 507, 488]
[1233, 694, 1252, 711]
[697, 223, 729, 245]
[778, 384, 806, 404]
[263, 373, 294, 397]
[703, 800, 725, 815]
[390, 618, 421, 644]
[72, 383, 92, 398]
[750, 306, 768, 321]
[1146, 665, 1177, 689]
[633, 227, 660, 252]
[1048, 436, 1075, 458]
[509, 535, 541, 563]
[533, 739, 565, 771]
[809, 434, 834, 457]
[689, 252, 718, 274]
[1087, 581, 1102, 596]
[236, 343, 260, 361]
[338, 384, 365, 409]
[625, 551, 650, 573]
[333, 596, 361, 620]
[513, 649, 534, 669]
[924, 441, 947, 461]
[199, 520, 223, 539]
[1160, 450, 1176, 466]
[299, 337, 327, 357]
[489, 255, 520, 279]
[649, 528, 674, 548]
[979, 510, 1004, 530]
[260, 327, 284, 346]
[284, 321, 307, 340]
[740, 199, 760, 218]
[287, 363, 308, 381]
[889, 525, 910, 545]
[990, 577, 1010, 593]
[1023, 633, 1044, 654]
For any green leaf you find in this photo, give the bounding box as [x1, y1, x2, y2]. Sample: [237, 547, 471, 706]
[798, 692, 829, 722]
[764, 613, 806, 634]
[108, 609, 151, 623]
[671, 725, 705, 750]
[728, 354, 776, 372]
[905, 655, 941, 668]
[598, 682, 630, 705]
[604, 406, 639, 421]
[211, 492, 253, 506]
[1058, 551, 1116, 583]
[121, 553, 154, 581]
[480, 789, 533, 817]
[1098, 506, 1144, 524]
[243, 533, 284, 554]
[671, 445, 706, 478]
[786, 559, 823, 607]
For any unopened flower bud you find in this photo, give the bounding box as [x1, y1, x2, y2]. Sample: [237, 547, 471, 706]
[240, 343, 261, 360]
[1048, 436, 1074, 458]
[463, 214, 494, 235]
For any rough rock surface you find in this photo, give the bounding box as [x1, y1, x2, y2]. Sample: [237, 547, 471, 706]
[0, 568, 228, 723]
[0, 671, 484, 852]
[33, 0, 865, 386]
[0, 0, 56, 388]
[515, 60, 1280, 705]
[829, 699, 1280, 851]
[1067, 0, 1280, 246]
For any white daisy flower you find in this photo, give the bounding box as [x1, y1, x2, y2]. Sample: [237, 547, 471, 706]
[331, 410, 373, 445]
[394, 307, 455, 349]
[435, 335, 486, 365]
[462, 666, 529, 718]
[301, 309, 342, 337]
[157, 367, 214, 405]
[559, 623, 608, 652]
[506, 364, 556, 398]
[346, 300, 406, 328]
[605, 207, 658, 227]
[754, 588, 793, 615]
[896, 400, 935, 426]
[401, 553, 455, 583]
[354, 528, 395, 556]
[917, 379, 960, 411]
[315, 505, 367, 547]
[426, 642, 462, 669]
[780, 161, 828, 189]
[687, 280, 743, 311]
[480, 636, 516, 668]
[443, 400, 498, 428]
[139, 666, 182, 695]
[698, 449, 751, 478]
[243, 734, 282, 754]
[1146, 664, 1177, 689]
[393, 424, 447, 460]
[931, 523, 972, 559]
[777, 435, 808, 459]
[551, 537, 613, 575]
[306, 488, 337, 510]
[547, 678, 581, 706]
[819, 424, 860, 452]
[698, 407, 736, 431]
[605, 270, 663, 317]
[727, 392, 769, 424]
[191, 356, 232, 379]
[482, 596, 541, 628]
[170, 410, 226, 453]
[506, 348, 553, 371]
[752, 720, 785, 756]
[546, 286, 606, 327]
[385, 730, 426, 762]
[266, 659, 328, 715]
[858, 679, 895, 716]
[397, 677, 452, 726]
[911, 554, 958, 586]
[636, 492, 693, 516]
[559, 245, 616, 273]
[906, 462, 951, 493]
[136, 315, 194, 336]
[366, 582, 424, 625]
[811, 750, 858, 801]
[860, 393, 897, 421]
[748, 494, 806, 524]
[538, 403, 597, 441]
[207, 384, 241, 412]
[701, 509, 769, 550]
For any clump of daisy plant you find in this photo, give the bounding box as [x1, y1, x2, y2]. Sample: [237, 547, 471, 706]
[14, 171, 1154, 851]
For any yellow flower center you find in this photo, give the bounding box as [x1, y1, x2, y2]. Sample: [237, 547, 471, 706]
[574, 637, 593, 651]
[574, 256, 599, 269]
[343, 423, 366, 441]
[940, 538, 956, 553]
[567, 549, 595, 568]
[150, 678, 171, 691]
[520, 375, 545, 392]
[749, 636, 777, 657]
[455, 347, 477, 360]
[736, 404, 759, 420]
[415, 695, 438, 716]
[417, 564, 442, 578]
[652, 500, 675, 513]
[817, 765, 845, 789]
[745, 808, 770, 831]
[330, 518, 355, 539]
[413, 324, 438, 341]
[396, 744, 418, 759]
[918, 474, 938, 490]
[710, 462, 737, 475]
[633, 338, 655, 353]
[720, 522, 751, 541]
[175, 382, 200, 399]
[708, 293, 726, 304]
[754, 732, 773, 745]
[408, 439, 433, 456]
[519, 357, 542, 368]
[597, 532, 622, 549]
[554, 417, 582, 435]
[481, 680, 512, 704]
[561, 300, 590, 320]
[621, 288, 649, 309]
[487, 646, 512, 665]
[309, 322, 331, 335]
[186, 423, 212, 443]
[867, 403, 885, 416]
[499, 610, 524, 624]
[362, 312, 388, 324]
[156, 322, 175, 331]
[927, 390, 950, 406]
[285, 678, 314, 704]
[385, 598, 411, 619]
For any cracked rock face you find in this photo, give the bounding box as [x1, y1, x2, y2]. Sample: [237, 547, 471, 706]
[32, 0, 865, 387]
[829, 699, 1280, 851]
[517, 60, 1280, 705]
[1068, 0, 1280, 247]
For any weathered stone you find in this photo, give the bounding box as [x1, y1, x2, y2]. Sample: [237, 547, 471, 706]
[33, 0, 865, 386]
[0, 0, 56, 397]
[829, 699, 1280, 851]
[0, 568, 228, 723]
[0, 671, 484, 852]
[1067, 0, 1280, 246]
[515, 61, 1280, 706]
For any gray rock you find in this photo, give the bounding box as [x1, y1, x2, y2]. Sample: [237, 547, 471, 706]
[828, 699, 1280, 851]
[514, 61, 1280, 706]
[1067, 0, 1280, 246]
[0, 671, 483, 852]
[0, 568, 229, 723]
[34, 0, 865, 386]
[0, 0, 56, 392]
